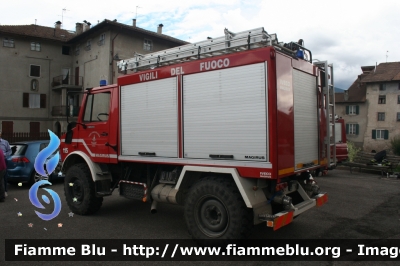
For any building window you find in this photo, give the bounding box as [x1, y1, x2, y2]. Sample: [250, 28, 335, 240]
[397, 112, 400, 121]
[379, 83, 386, 91]
[143, 39, 152, 51]
[377, 112, 385, 121]
[346, 105, 359, 115]
[378, 95, 386, 104]
[62, 45, 70, 55]
[85, 40, 91, 51]
[372, 129, 388, 140]
[98, 34, 105, 46]
[3, 37, 15, 48]
[23, 93, 46, 108]
[346, 123, 359, 135]
[30, 65, 40, 77]
[75, 45, 80, 55]
[30, 42, 41, 51]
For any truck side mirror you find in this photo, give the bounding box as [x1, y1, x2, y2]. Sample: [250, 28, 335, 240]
[65, 122, 77, 144]
[65, 131, 73, 144]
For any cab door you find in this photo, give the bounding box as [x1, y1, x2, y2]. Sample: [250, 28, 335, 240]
[79, 90, 112, 163]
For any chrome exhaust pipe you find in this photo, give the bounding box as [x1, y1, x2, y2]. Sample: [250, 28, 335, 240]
[150, 200, 158, 214]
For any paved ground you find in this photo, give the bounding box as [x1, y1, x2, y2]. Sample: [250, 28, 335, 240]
[1, 168, 399, 265]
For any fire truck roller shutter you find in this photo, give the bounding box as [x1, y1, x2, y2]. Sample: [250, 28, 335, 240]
[120, 77, 178, 158]
[183, 63, 268, 162]
[293, 69, 318, 169]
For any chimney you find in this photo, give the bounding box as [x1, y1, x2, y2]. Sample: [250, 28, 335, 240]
[157, 24, 163, 34]
[83, 22, 91, 32]
[344, 90, 349, 101]
[55, 21, 62, 29]
[133, 19, 136, 27]
[76, 23, 83, 35]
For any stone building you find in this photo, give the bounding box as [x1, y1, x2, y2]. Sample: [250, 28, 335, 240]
[362, 62, 400, 152]
[335, 63, 400, 151]
[0, 19, 187, 137]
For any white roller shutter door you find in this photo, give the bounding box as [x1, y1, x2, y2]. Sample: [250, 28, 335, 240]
[183, 63, 268, 161]
[293, 69, 318, 169]
[120, 77, 178, 157]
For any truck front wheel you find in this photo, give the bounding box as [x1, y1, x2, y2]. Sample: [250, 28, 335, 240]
[184, 176, 253, 243]
[64, 163, 103, 215]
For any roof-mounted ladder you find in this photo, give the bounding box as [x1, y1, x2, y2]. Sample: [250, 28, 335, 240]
[117, 27, 279, 72]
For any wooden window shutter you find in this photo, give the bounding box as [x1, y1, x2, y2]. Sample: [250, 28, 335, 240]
[40, 94, 46, 108]
[345, 106, 349, 115]
[384, 130, 389, 140]
[372, 130, 376, 139]
[356, 124, 359, 135]
[23, 93, 29, 107]
[356, 105, 359, 115]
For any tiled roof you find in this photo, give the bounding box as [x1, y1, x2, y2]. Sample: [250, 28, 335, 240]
[335, 74, 367, 103]
[0, 19, 188, 45]
[361, 62, 400, 83]
[392, 71, 400, 81]
[0, 24, 75, 42]
[85, 19, 188, 45]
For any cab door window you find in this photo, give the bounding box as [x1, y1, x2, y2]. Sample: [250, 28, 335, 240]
[83, 92, 110, 122]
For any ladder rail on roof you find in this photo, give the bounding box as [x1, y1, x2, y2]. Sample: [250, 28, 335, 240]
[117, 27, 279, 72]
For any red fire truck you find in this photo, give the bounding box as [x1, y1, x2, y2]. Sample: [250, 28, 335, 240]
[335, 118, 348, 163]
[60, 27, 334, 241]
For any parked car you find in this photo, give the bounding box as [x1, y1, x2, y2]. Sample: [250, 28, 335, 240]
[6, 140, 63, 185]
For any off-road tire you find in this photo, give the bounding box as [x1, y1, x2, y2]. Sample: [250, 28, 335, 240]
[64, 163, 103, 215]
[184, 176, 253, 244]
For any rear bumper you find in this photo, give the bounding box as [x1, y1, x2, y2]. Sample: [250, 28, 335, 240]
[6, 169, 30, 182]
[260, 192, 328, 231]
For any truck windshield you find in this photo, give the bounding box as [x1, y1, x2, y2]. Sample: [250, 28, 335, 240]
[83, 92, 111, 122]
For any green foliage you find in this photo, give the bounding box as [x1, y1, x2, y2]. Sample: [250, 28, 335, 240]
[390, 135, 400, 156]
[347, 141, 361, 162]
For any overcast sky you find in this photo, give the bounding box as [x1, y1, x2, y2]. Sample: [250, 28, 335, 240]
[2, 0, 399, 89]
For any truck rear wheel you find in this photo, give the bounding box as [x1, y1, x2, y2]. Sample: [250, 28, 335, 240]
[64, 163, 103, 215]
[184, 176, 253, 243]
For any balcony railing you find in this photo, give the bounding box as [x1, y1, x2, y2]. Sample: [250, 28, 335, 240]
[52, 105, 80, 117]
[52, 75, 83, 87]
[2, 132, 67, 143]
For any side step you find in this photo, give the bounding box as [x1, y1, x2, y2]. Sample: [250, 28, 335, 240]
[119, 181, 148, 202]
